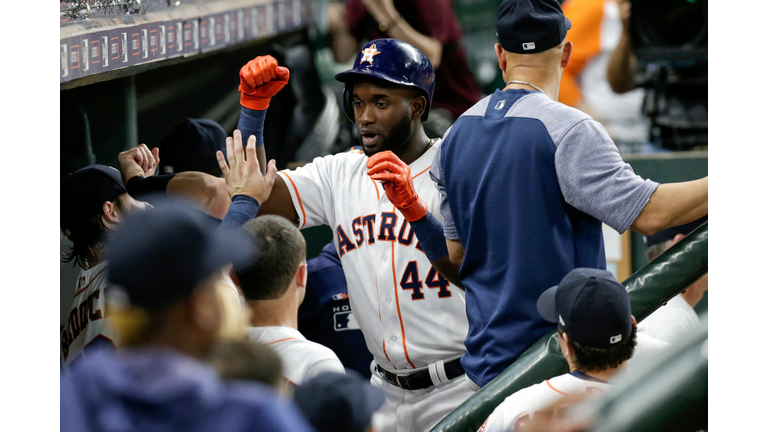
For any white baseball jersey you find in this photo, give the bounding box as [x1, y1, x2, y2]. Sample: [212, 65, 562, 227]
[277, 142, 469, 372]
[637, 294, 701, 344]
[479, 372, 611, 432]
[60, 261, 117, 366]
[246, 326, 346, 387]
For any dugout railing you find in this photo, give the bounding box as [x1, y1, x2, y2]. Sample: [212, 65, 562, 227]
[430, 221, 708, 432]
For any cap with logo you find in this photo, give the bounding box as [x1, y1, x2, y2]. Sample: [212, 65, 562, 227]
[334, 38, 435, 122]
[496, 0, 571, 54]
[537, 268, 632, 348]
[107, 198, 256, 311]
[60, 164, 126, 242]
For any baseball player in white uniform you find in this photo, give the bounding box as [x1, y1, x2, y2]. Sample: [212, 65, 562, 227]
[60, 164, 152, 366]
[230, 41, 473, 431]
[480, 268, 639, 432]
[637, 217, 708, 344]
[236, 215, 346, 390]
[246, 326, 346, 388]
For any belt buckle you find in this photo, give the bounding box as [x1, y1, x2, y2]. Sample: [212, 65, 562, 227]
[395, 373, 414, 390]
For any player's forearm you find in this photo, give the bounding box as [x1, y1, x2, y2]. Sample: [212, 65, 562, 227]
[606, 30, 637, 94]
[431, 256, 463, 289]
[256, 175, 301, 226]
[219, 195, 261, 230]
[236, 107, 268, 174]
[630, 177, 708, 235]
[409, 211, 464, 288]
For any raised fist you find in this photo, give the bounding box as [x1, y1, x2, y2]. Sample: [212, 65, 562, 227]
[239, 55, 290, 110]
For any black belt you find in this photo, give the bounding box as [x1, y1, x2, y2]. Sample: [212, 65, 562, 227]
[375, 358, 465, 391]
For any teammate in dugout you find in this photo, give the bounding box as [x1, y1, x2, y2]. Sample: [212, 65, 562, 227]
[216, 40, 474, 431]
[60, 164, 153, 367]
[237, 215, 346, 389]
[60, 201, 313, 432]
[479, 268, 638, 432]
[365, 0, 708, 390]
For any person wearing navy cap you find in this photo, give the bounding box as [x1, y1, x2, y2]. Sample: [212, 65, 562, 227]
[294, 370, 386, 432]
[370, 0, 708, 389]
[60, 164, 153, 367]
[59, 199, 313, 432]
[479, 268, 637, 432]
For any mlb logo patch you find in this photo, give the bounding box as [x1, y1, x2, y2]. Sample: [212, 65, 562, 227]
[610, 334, 622, 344]
[334, 311, 361, 332]
[522, 42, 536, 51]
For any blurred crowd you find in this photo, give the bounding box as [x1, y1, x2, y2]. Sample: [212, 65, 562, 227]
[60, 0, 708, 431]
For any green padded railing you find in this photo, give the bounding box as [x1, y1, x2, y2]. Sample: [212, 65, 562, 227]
[431, 222, 708, 432]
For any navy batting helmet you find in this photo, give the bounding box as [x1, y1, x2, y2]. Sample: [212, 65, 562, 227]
[335, 39, 435, 122]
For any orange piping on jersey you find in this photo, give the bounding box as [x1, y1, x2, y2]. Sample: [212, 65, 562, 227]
[279, 171, 307, 229]
[546, 379, 568, 395]
[391, 206, 416, 369]
[265, 337, 297, 346]
[413, 166, 431, 179]
[73, 267, 107, 298]
[371, 178, 380, 200]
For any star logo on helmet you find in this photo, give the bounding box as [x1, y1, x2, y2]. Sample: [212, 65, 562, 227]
[360, 44, 381, 65]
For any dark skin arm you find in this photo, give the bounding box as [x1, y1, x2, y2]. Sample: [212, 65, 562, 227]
[257, 175, 300, 225]
[432, 254, 463, 289]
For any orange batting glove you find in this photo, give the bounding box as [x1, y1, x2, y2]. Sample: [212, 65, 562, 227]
[367, 151, 428, 222]
[239, 55, 290, 110]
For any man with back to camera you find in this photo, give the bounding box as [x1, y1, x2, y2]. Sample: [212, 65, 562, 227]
[216, 41, 474, 431]
[59, 200, 313, 432]
[479, 268, 637, 431]
[366, 0, 707, 390]
[236, 215, 346, 389]
[299, 241, 374, 379]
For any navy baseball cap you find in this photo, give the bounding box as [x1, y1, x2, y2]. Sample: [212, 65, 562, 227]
[107, 198, 256, 310]
[61, 164, 126, 242]
[496, 0, 571, 54]
[293, 370, 386, 432]
[537, 268, 632, 349]
[158, 118, 227, 176]
[644, 216, 708, 247]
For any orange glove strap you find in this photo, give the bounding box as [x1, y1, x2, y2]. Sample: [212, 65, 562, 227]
[399, 196, 429, 222]
[240, 93, 271, 111]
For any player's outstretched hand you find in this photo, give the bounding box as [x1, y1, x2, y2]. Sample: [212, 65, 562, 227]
[239, 55, 290, 110]
[217, 129, 277, 204]
[117, 144, 160, 185]
[367, 151, 428, 222]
